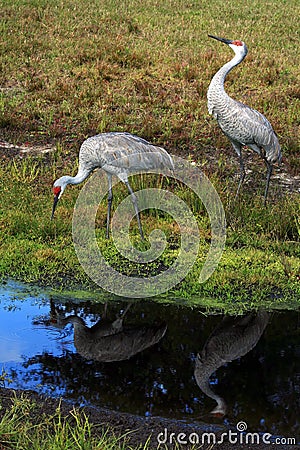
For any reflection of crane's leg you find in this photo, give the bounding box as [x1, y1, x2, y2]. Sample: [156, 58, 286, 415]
[112, 302, 132, 331]
[121, 302, 132, 317]
[231, 142, 245, 198]
[125, 181, 145, 240]
[263, 161, 273, 205]
[103, 302, 108, 318]
[106, 174, 113, 239]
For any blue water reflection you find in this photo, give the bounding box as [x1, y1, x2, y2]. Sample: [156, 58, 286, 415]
[0, 280, 299, 441]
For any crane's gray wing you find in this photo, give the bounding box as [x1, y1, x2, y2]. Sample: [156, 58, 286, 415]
[103, 133, 174, 172]
[81, 323, 167, 362]
[234, 101, 277, 146]
[237, 103, 281, 162]
[79, 132, 174, 172]
[219, 100, 281, 163]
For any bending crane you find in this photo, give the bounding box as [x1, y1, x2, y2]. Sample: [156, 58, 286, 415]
[51, 132, 174, 239]
[53, 303, 167, 362]
[207, 35, 281, 203]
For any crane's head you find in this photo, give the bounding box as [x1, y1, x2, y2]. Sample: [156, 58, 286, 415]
[51, 176, 69, 219]
[208, 35, 248, 57]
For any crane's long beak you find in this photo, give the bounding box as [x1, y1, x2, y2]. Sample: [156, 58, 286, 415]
[208, 35, 233, 45]
[51, 195, 59, 220]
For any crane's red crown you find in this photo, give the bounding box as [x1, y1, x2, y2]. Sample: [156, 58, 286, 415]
[53, 186, 61, 196]
[231, 40, 243, 46]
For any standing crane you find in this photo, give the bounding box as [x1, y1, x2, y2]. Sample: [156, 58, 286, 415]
[51, 132, 174, 240]
[207, 35, 281, 203]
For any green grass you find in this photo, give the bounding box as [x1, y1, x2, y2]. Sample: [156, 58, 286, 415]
[0, 0, 299, 311]
[0, 153, 299, 311]
[1, 0, 299, 164]
[0, 391, 155, 450]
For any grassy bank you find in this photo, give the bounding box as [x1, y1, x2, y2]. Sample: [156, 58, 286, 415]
[0, 390, 154, 450]
[0, 153, 299, 310]
[0, 0, 299, 310]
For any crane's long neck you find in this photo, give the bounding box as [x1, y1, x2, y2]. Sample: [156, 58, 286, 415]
[59, 315, 91, 343]
[58, 315, 86, 330]
[66, 166, 91, 186]
[207, 52, 245, 114]
[195, 358, 227, 415]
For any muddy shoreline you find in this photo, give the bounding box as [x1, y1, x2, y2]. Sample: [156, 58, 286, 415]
[0, 388, 298, 449]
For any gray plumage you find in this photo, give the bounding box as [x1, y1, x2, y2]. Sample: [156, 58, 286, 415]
[194, 311, 270, 416]
[51, 132, 174, 239]
[207, 35, 281, 203]
[55, 307, 167, 362]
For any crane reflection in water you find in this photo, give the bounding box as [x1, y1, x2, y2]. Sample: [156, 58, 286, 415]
[194, 311, 270, 417]
[5, 293, 294, 436]
[50, 301, 167, 362]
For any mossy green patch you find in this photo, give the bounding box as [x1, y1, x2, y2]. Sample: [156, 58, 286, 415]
[0, 155, 299, 313]
[0, 0, 299, 312]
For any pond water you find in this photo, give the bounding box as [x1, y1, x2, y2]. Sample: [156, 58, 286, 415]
[0, 280, 299, 442]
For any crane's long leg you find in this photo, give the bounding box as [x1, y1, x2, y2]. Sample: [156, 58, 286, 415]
[231, 142, 245, 199]
[263, 161, 273, 206]
[124, 181, 145, 241]
[106, 174, 113, 239]
[236, 154, 246, 198]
